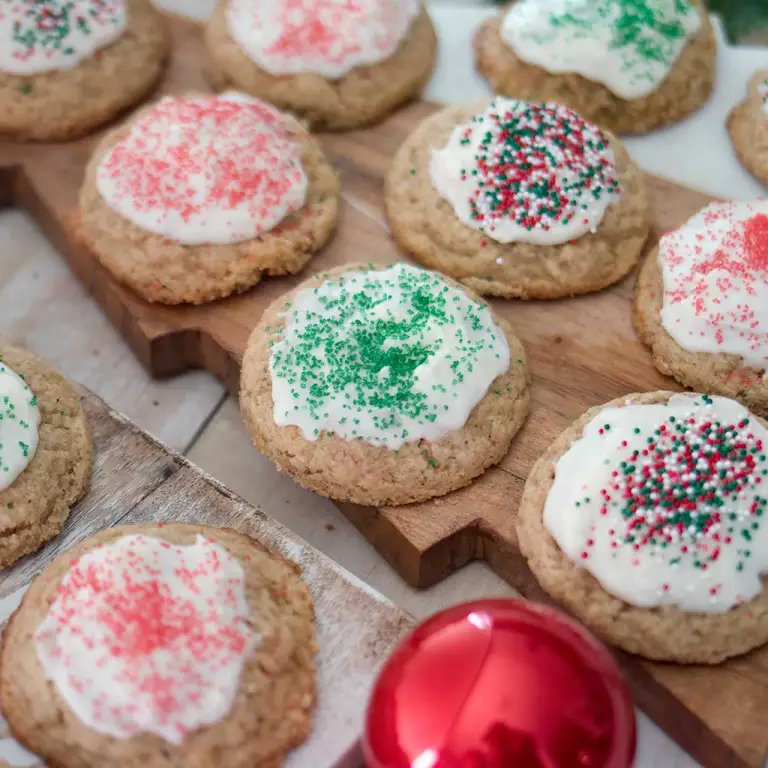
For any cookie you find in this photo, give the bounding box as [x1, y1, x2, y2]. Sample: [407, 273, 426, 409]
[519, 390, 768, 664]
[386, 97, 650, 299]
[0, 0, 169, 142]
[77, 92, 339, 305]
[204, 0, 437, 130]
[0, 343, 91, 569]
[474, 0, 715, 136]
[0, 523, 317, 767]
[727, 70, 768, 187]
[634, 200, 768, 416]
[240, 262, 530, 507]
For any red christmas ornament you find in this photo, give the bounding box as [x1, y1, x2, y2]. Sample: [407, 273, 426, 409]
[363, 599, 635, 768]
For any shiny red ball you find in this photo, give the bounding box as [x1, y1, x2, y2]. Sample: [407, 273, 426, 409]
[363, 599, 635, 768]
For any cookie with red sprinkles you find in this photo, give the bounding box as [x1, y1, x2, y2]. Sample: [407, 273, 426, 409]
[634, 200, 768, 417]
[727, 69, 768, 188]
[77, 92, 339, 305]
[386, 97, 650, 299]
[0, 0, 169, 142]
[204, 0, 437, 130]
[0, 523, 317, 768]
[519, 390, 768, 664]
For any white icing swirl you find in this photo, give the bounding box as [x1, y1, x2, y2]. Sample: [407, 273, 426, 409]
[96, 93, 308, 246]
[0, 0, 126, 75]
[545, 394, 768, 613]
[269, 263, 511, 450]
[0, 361, 40, 490]
[35, 534, 258, 744]
[225, 0, 420, 78]
[501, 0, 701, 100]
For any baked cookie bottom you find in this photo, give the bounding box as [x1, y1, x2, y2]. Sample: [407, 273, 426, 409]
[203, 3, 437, 130]
[0, 343, 91, 568]
[77, 104, 340, 306]
[240, 264, 531, 507]
[472, 4, 716, 136]
[633, 249, 768, 417]
[518, 391, 768, 664]
[0, 0, 169, 143]
[385, 102, 650, 300]
[0, 523, 317, 768]
[727, 70, 768, 187]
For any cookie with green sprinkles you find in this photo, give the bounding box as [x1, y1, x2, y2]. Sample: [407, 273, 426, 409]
[474, 0, 716, 136]
[240, 262, 530, 506]
[519, 390, 768, 664]
[386, 97, 650, 299]
[0, 0, 169, 142]
[0, 343, 91, 568]
[727, 70, 768, 188]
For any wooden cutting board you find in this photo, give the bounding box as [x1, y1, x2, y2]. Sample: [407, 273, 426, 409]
[1, 12, 765, 768]
[0, 387, 413, 767]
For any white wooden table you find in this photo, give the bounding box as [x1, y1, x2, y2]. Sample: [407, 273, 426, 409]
[1, 4, 766, 766]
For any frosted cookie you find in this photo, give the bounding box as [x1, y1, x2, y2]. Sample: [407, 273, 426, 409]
[77, 92, 339, 305]
[240, 263, 530, 506]
[727, 70, 768, 187]
[0, 523, 316, 767]
[204, 0, 437, 130]
[0, 343, 91, 568]
[519, 391, 768, 663]
[0, 0, 169, 142]
[634, 201, 768, 416]
[386, 98, 650, 299]
[474, 0, 716, 136]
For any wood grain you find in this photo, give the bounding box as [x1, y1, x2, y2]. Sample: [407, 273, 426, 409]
[0, 13, 765, 768]
[0, 388, 413, 768]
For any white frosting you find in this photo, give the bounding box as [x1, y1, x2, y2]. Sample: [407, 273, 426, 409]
[96, 93, 308, 246]
[0, 361, 40, 490]
[0, 0, 126, 75]
[269, 263, 511, 450]
[225, 0, 420, 78]
[35, 534, 258, 743]
[545, 394, 768, 613]
[659, 200, 768, 372]
[501, 0, 701, 100]
[429, 98, 620, 245]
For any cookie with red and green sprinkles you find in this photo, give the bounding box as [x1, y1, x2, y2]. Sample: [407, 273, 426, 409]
[519, 390, 768, 664]
[0, 342, 91, 569]
[386, 97, 650, 299]
[474, 0, 716, 136]
[240, 262, 530, 506]
[0, 0, 169, 142]
[727, 70, 768, 188]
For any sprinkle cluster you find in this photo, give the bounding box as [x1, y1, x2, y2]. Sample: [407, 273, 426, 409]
[660, 201, 768, 371]
[459, 101, 619, 235]
[5, 0, 123, 61]
[226, 0, 420, 78]
[0, 359, 39, 490]
[582, 395, 767, 579]
[97, 95, 307, 245]
[269, 264, 510, 449]
[34, 534, 257, 744]
[551, 0, 696, 65]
